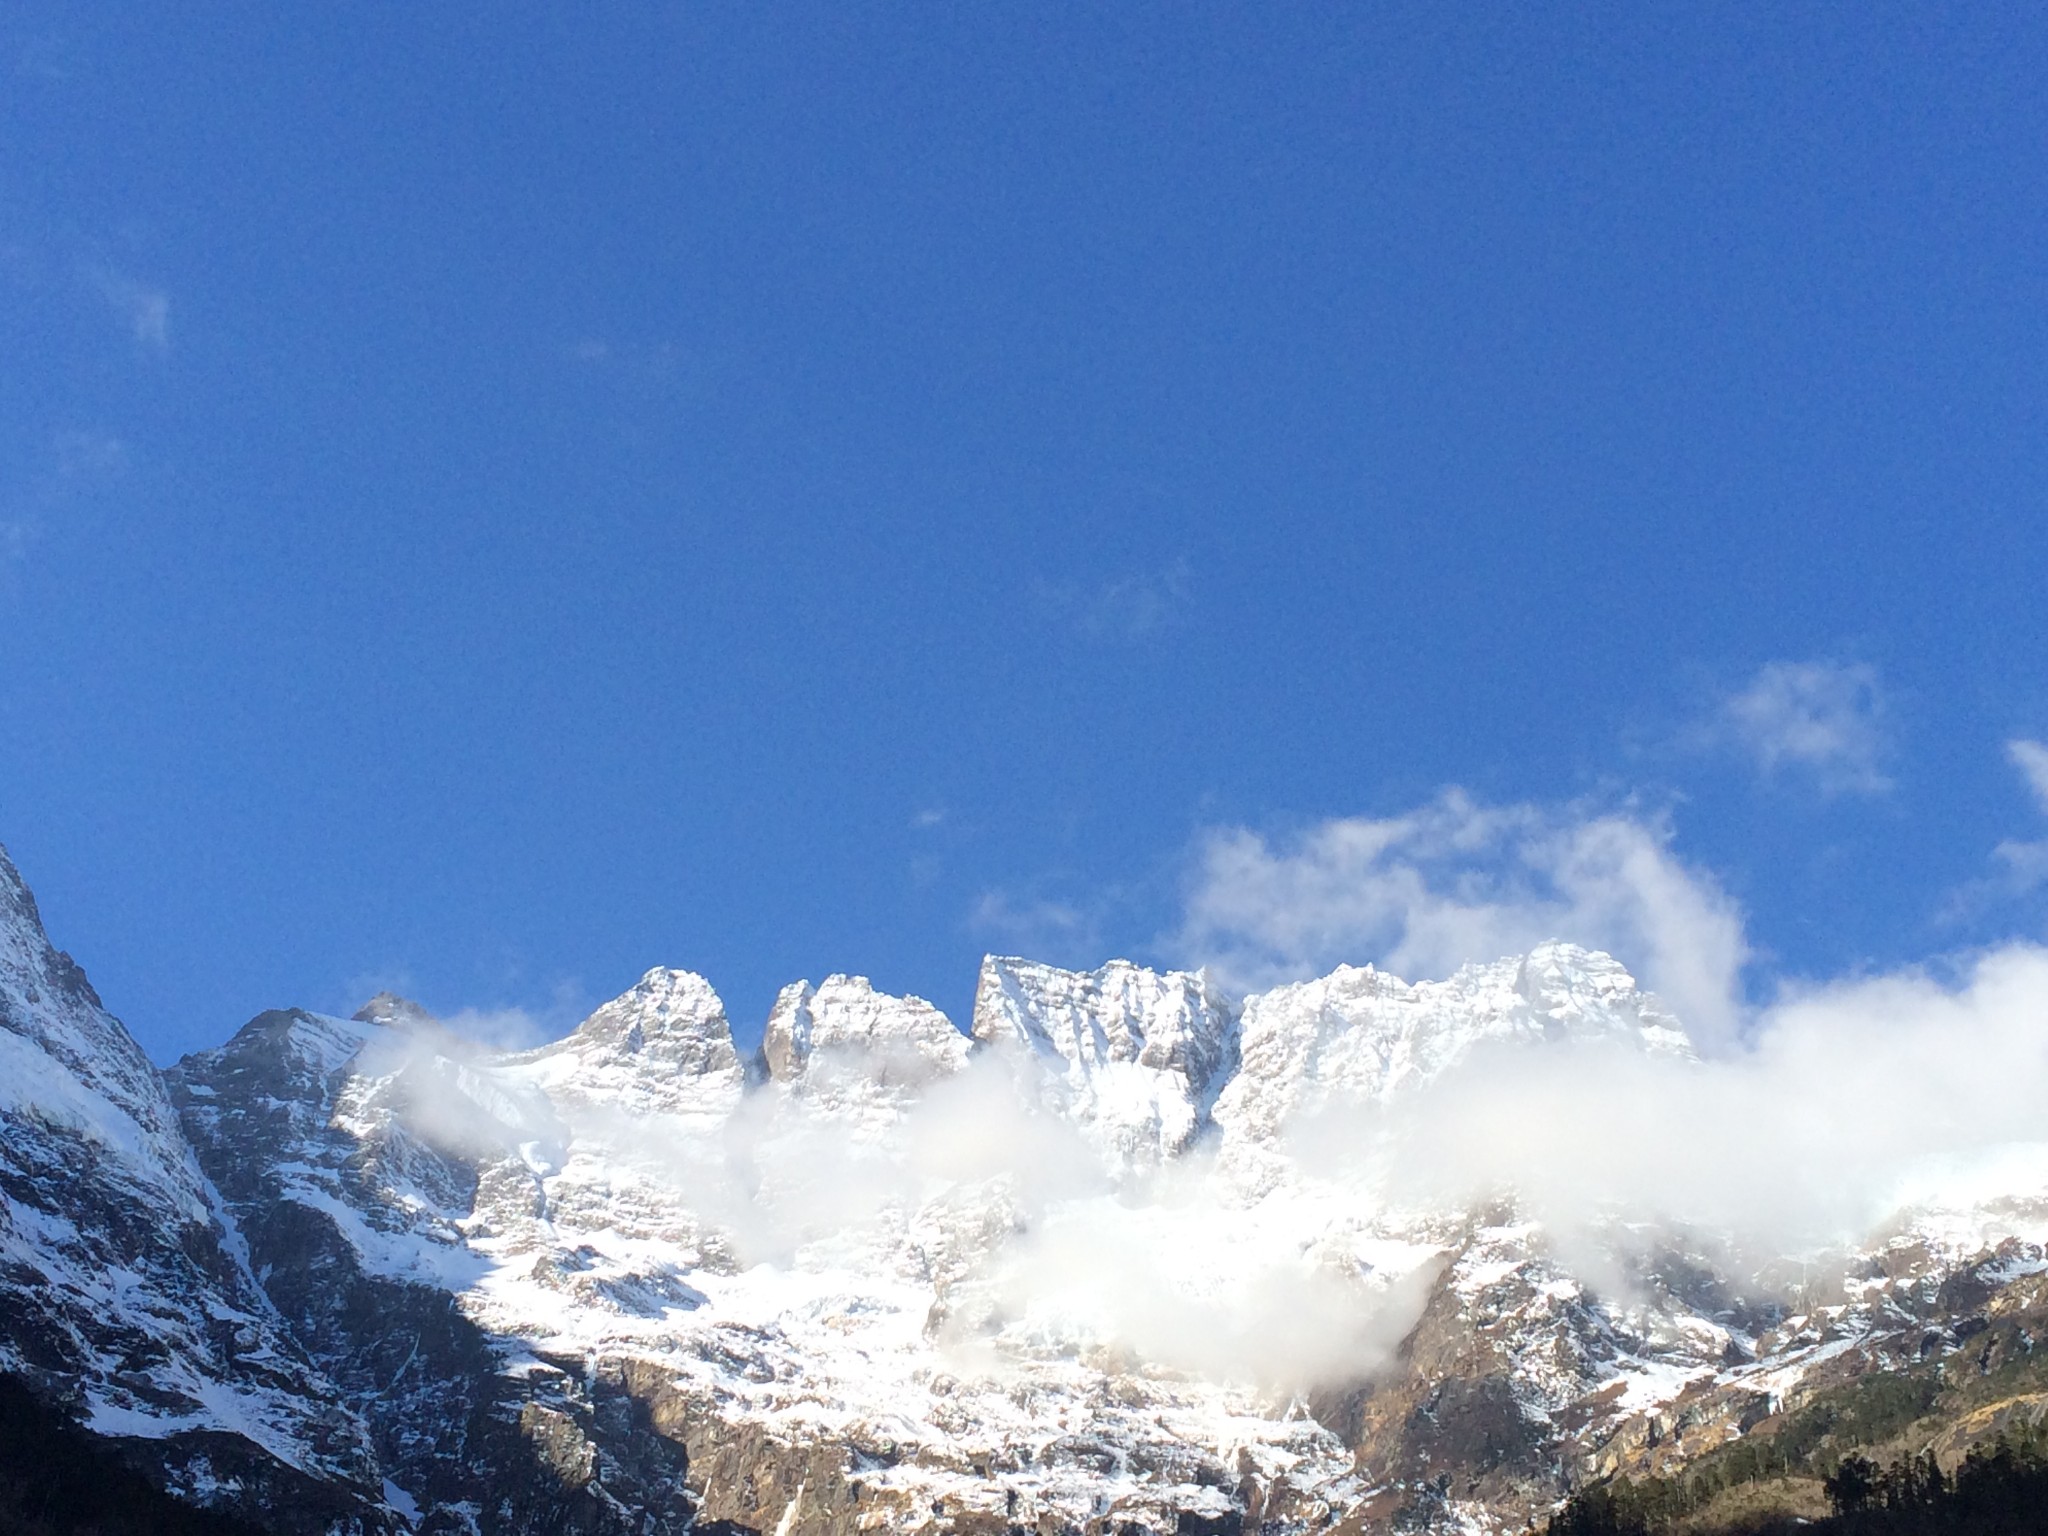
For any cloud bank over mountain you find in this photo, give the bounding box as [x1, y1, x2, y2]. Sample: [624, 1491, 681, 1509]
[1171, 789, 1750, 1050]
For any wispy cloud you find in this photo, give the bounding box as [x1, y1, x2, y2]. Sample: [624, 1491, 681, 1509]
[1704, 659, 1892, 795]
[1928, 739, 2048, 927]
[456, 973, 593, 1048]
[1039, 557, 1194, 643]
[341, 968, 589, 1051]
[562, 335, 686, 380]
[970, 888, 1101, 962]
[0, 517, 31, 573]
[1172, 790, 1750, 1050]
[51, 429, 128, 481]
[437, 1005, 563, 1052]
[344, 965, 418, 1003]
[0, 430, 129, 592]
[1992, 739, 2048, 893]
[2008, 739, 2048, 812]
[1345, 938, 2048, 1255]
[94, 269, 169, 351]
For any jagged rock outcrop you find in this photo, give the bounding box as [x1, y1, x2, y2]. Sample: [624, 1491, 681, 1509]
[760, 973, 969, 1118]
[0, 848, 396, 1533]
[7, 839, 2048, 1535]
[1212, 942, 1694, 1192]
[971, 956, 1238, 1165]
[517, 966, 747, 1119]
[169, 999, 696, 1534]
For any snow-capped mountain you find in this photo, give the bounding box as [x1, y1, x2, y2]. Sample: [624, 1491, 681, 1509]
[0, 847, 396, 1532]
[5, 838, 2047, 1535]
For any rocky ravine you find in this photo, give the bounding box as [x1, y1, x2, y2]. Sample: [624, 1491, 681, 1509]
[3, 839, 2046, 1534]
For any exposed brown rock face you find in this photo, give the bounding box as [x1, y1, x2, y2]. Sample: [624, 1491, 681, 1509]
[11, 833, 2048, 1535]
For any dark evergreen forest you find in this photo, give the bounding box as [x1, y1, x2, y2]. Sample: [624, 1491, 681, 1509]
[1544, 1420, 2048, 1536]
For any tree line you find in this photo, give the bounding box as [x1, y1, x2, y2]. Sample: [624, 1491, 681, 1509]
[1543, 1417, 2048, 1536]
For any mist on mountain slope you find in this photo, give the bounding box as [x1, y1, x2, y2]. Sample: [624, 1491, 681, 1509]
[1195, 784, 2048, 1250]
[366, 781, 2048, 1395]
[1296, 940, 2048, 1292]
[365, 941, 2048, 1395]
[979, 940, 2048, 1384]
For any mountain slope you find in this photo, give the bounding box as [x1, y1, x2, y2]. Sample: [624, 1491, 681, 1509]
[0, 848, 394, 1533]
[7, 838, 2048, 1535]
[159, 943, 1743, 1533]
[165, 1000, 694, 1534]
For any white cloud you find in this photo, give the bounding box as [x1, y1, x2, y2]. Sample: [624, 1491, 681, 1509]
[1711, 658, 1891, 794]
[438, 1005, 558, 1052]
[1341, 939, 2048, 1255]
[2009, 739, 2048, 814]
[342, 969, 586, 1052]
[1993, 738, 2048, 892]
[365, 758, 2048, 1396]
[1173, 790, 1750, 1050]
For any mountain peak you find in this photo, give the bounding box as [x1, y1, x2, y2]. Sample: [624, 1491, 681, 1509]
[0, 841, 105, 1018]
[351, 991, 438, 1029]
[0, 846, 392, 1527]
[517, 965, 746, 1118]
[759, 973, 967, 1099]
[10, 849, 2042, 1536]
[571, 966, 731, 1057]
[1212, 943, 1697, 1192]
[971, 954, 1240, 1162]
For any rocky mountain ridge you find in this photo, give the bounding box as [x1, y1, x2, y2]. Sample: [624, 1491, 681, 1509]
[3, 841, 2045, 1534]
[0, 848, 397, 1531]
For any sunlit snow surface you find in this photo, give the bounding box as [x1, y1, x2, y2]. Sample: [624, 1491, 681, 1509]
[163, 946, 2044, 1528]
[409, 966, 1382, 1517]
[0, 849, 382, 1492]
[14, 825, 2048, 1535]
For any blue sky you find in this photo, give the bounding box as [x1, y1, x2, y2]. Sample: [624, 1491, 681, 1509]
[4, 4, 2046, 1061]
